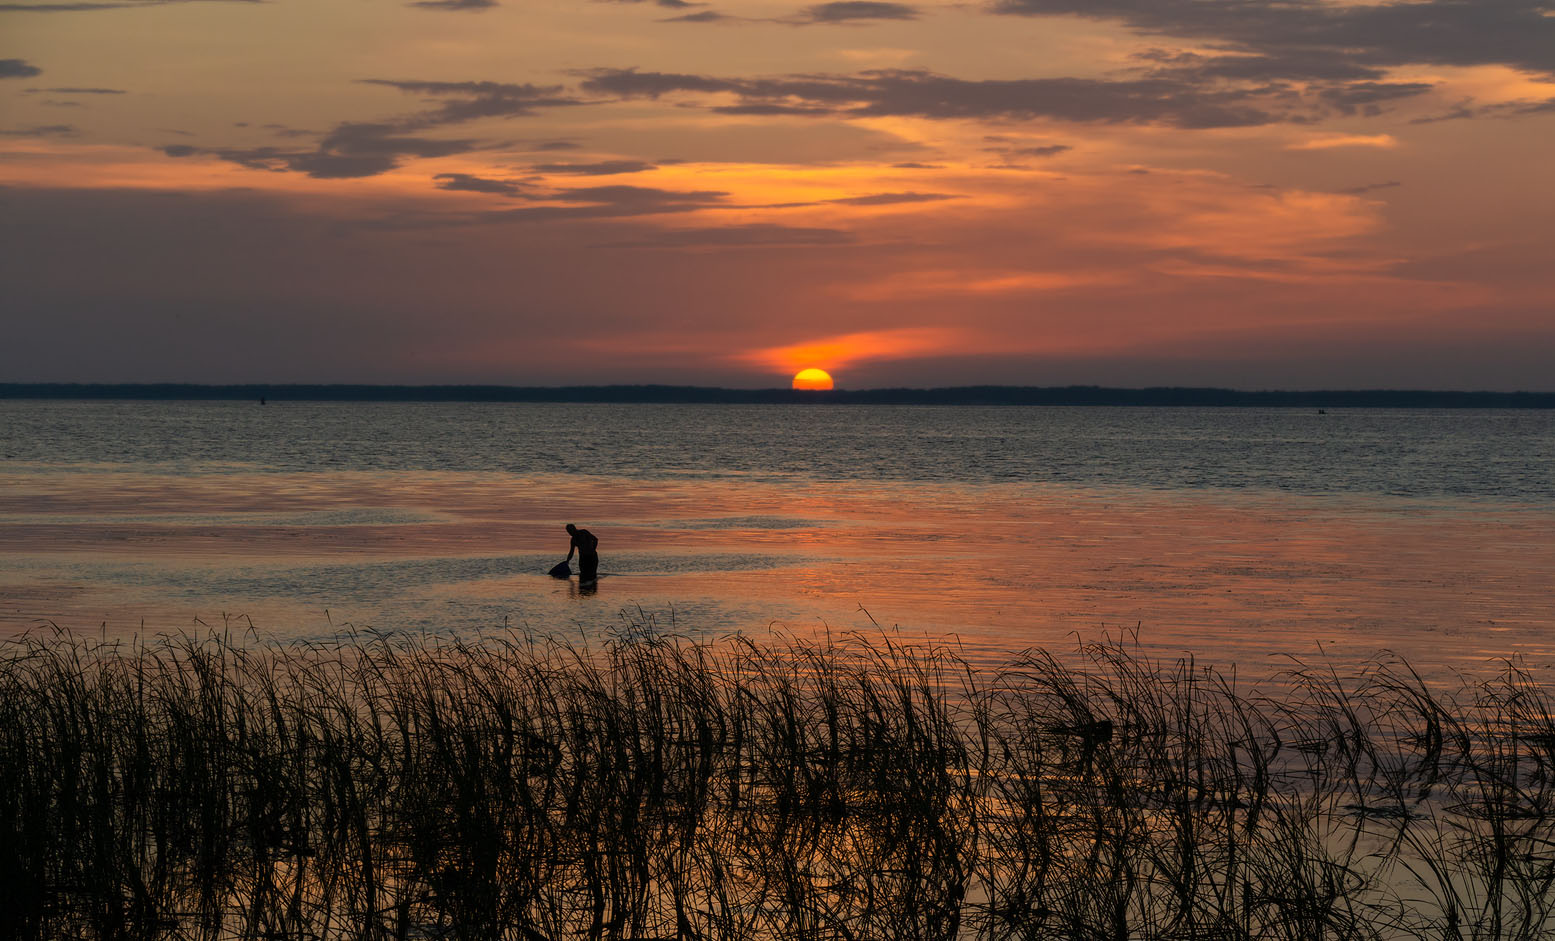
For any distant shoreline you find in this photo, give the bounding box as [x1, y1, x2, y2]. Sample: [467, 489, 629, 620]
[2, 383, 1554, 408]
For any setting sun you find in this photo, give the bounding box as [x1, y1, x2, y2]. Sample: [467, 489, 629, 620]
[792, 368, 835, 391]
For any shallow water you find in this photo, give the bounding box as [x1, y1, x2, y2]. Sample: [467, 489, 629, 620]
[2, 401, 1552, 674]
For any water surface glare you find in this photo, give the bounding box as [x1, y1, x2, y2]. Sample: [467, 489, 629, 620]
[2, 402, 1551, 673]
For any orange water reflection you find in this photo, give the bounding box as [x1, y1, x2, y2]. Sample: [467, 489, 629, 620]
[1, 469, 1550, 674]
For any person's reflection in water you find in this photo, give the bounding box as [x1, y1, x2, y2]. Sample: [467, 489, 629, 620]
[565, 523, 599, 583]
[568, 578, 599, 599]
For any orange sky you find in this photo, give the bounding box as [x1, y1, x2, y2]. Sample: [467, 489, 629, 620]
[3, 0, 1553, 388]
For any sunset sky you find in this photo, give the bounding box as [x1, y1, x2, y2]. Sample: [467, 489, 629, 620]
[3, 0, 1553, 389]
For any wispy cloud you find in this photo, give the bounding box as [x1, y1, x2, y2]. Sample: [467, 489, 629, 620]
[163, 123, 481, 179]
[434, 172, 526, 196]
[827, 191, 955, 206]
[409, 0, 495, 9]
[604, 223, 854, 248]
[793, 2, 919, 24]
[840, 269, 1100, 301]
[1340, 181, 1402, 196]
[156, 79, 590, 180]
[360, 79, 585, 127]
[1, 123, 76, 136]
[470, 184, 731, 222]
[738, 326, 980, 373]
[1287, 134, 1398, 151]
[660, 10, 731, 23]
[24, 85, 125, 94]
[598, 0, 697, 7]
[527, 159, 657, 175]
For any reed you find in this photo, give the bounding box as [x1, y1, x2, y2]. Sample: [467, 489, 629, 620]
[2, 625, 1551, 940]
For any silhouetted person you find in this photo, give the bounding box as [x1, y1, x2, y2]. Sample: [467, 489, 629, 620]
[565, 524, 599, 582]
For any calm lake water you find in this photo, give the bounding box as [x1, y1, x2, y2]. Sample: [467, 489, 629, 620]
[3, 401, 1552, 673]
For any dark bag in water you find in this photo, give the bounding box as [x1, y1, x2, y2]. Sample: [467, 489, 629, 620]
[548, 561, 572, 578]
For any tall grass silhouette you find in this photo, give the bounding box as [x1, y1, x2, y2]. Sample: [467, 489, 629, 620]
[2, 625, 1552, 940]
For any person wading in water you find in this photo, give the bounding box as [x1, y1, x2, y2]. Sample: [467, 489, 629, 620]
[565, 524, 599, 582]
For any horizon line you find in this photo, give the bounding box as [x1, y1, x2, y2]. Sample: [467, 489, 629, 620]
[3, 383, 1554, 407]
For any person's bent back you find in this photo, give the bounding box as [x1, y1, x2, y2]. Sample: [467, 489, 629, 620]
[565, 523, 600, 581]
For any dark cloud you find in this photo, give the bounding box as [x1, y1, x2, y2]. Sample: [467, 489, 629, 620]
[409, 0, 495, 8]
[24, 86, 125, 94]
[795, 2, 918, 23]
[528, 160, 657, 175]
[1, 123, 76, 136]
[360, 79, 585, 126]
[1409, 100, 1482, 124]
[482, 184, 730, 222]
[155, 78, 584, 181]
[580, 66, 1295, 127]
[598, 0, 696, 7]
[320, 122, 475, 158]
[604, 223, 854, 247]
[434, 172, 525, 196]
[533, 139, 582, 151]
[283, 153, 401, 179]
[575, 68, 733, 99]
[749, 189, 958, 210]
[578, 60, 1443, 127]
[1133, 48, 1386, 84]
[555, 184, 725, 207]
[0, 59, 43, 78]
[161, 143, 385, 178]
[993, 0, 1555, 78]
[1411, 96, 1555, 123]
[711, 102, 835, 116]
[984, 141, 1072, 159]
[828, 191, 955, 206]
[662, 10, 730, 22]
[1317, 81, 1435, 117]
[161, 124, 479, 179]
[1340, 181, 1401, 196]
[661, 3, 922, 25]
[375, 183, 731, 224]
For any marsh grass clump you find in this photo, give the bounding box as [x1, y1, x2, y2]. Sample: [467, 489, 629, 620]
[2, 626, 1552, 940]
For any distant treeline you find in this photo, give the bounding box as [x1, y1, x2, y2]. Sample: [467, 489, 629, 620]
[3, 383, 1554, 407]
